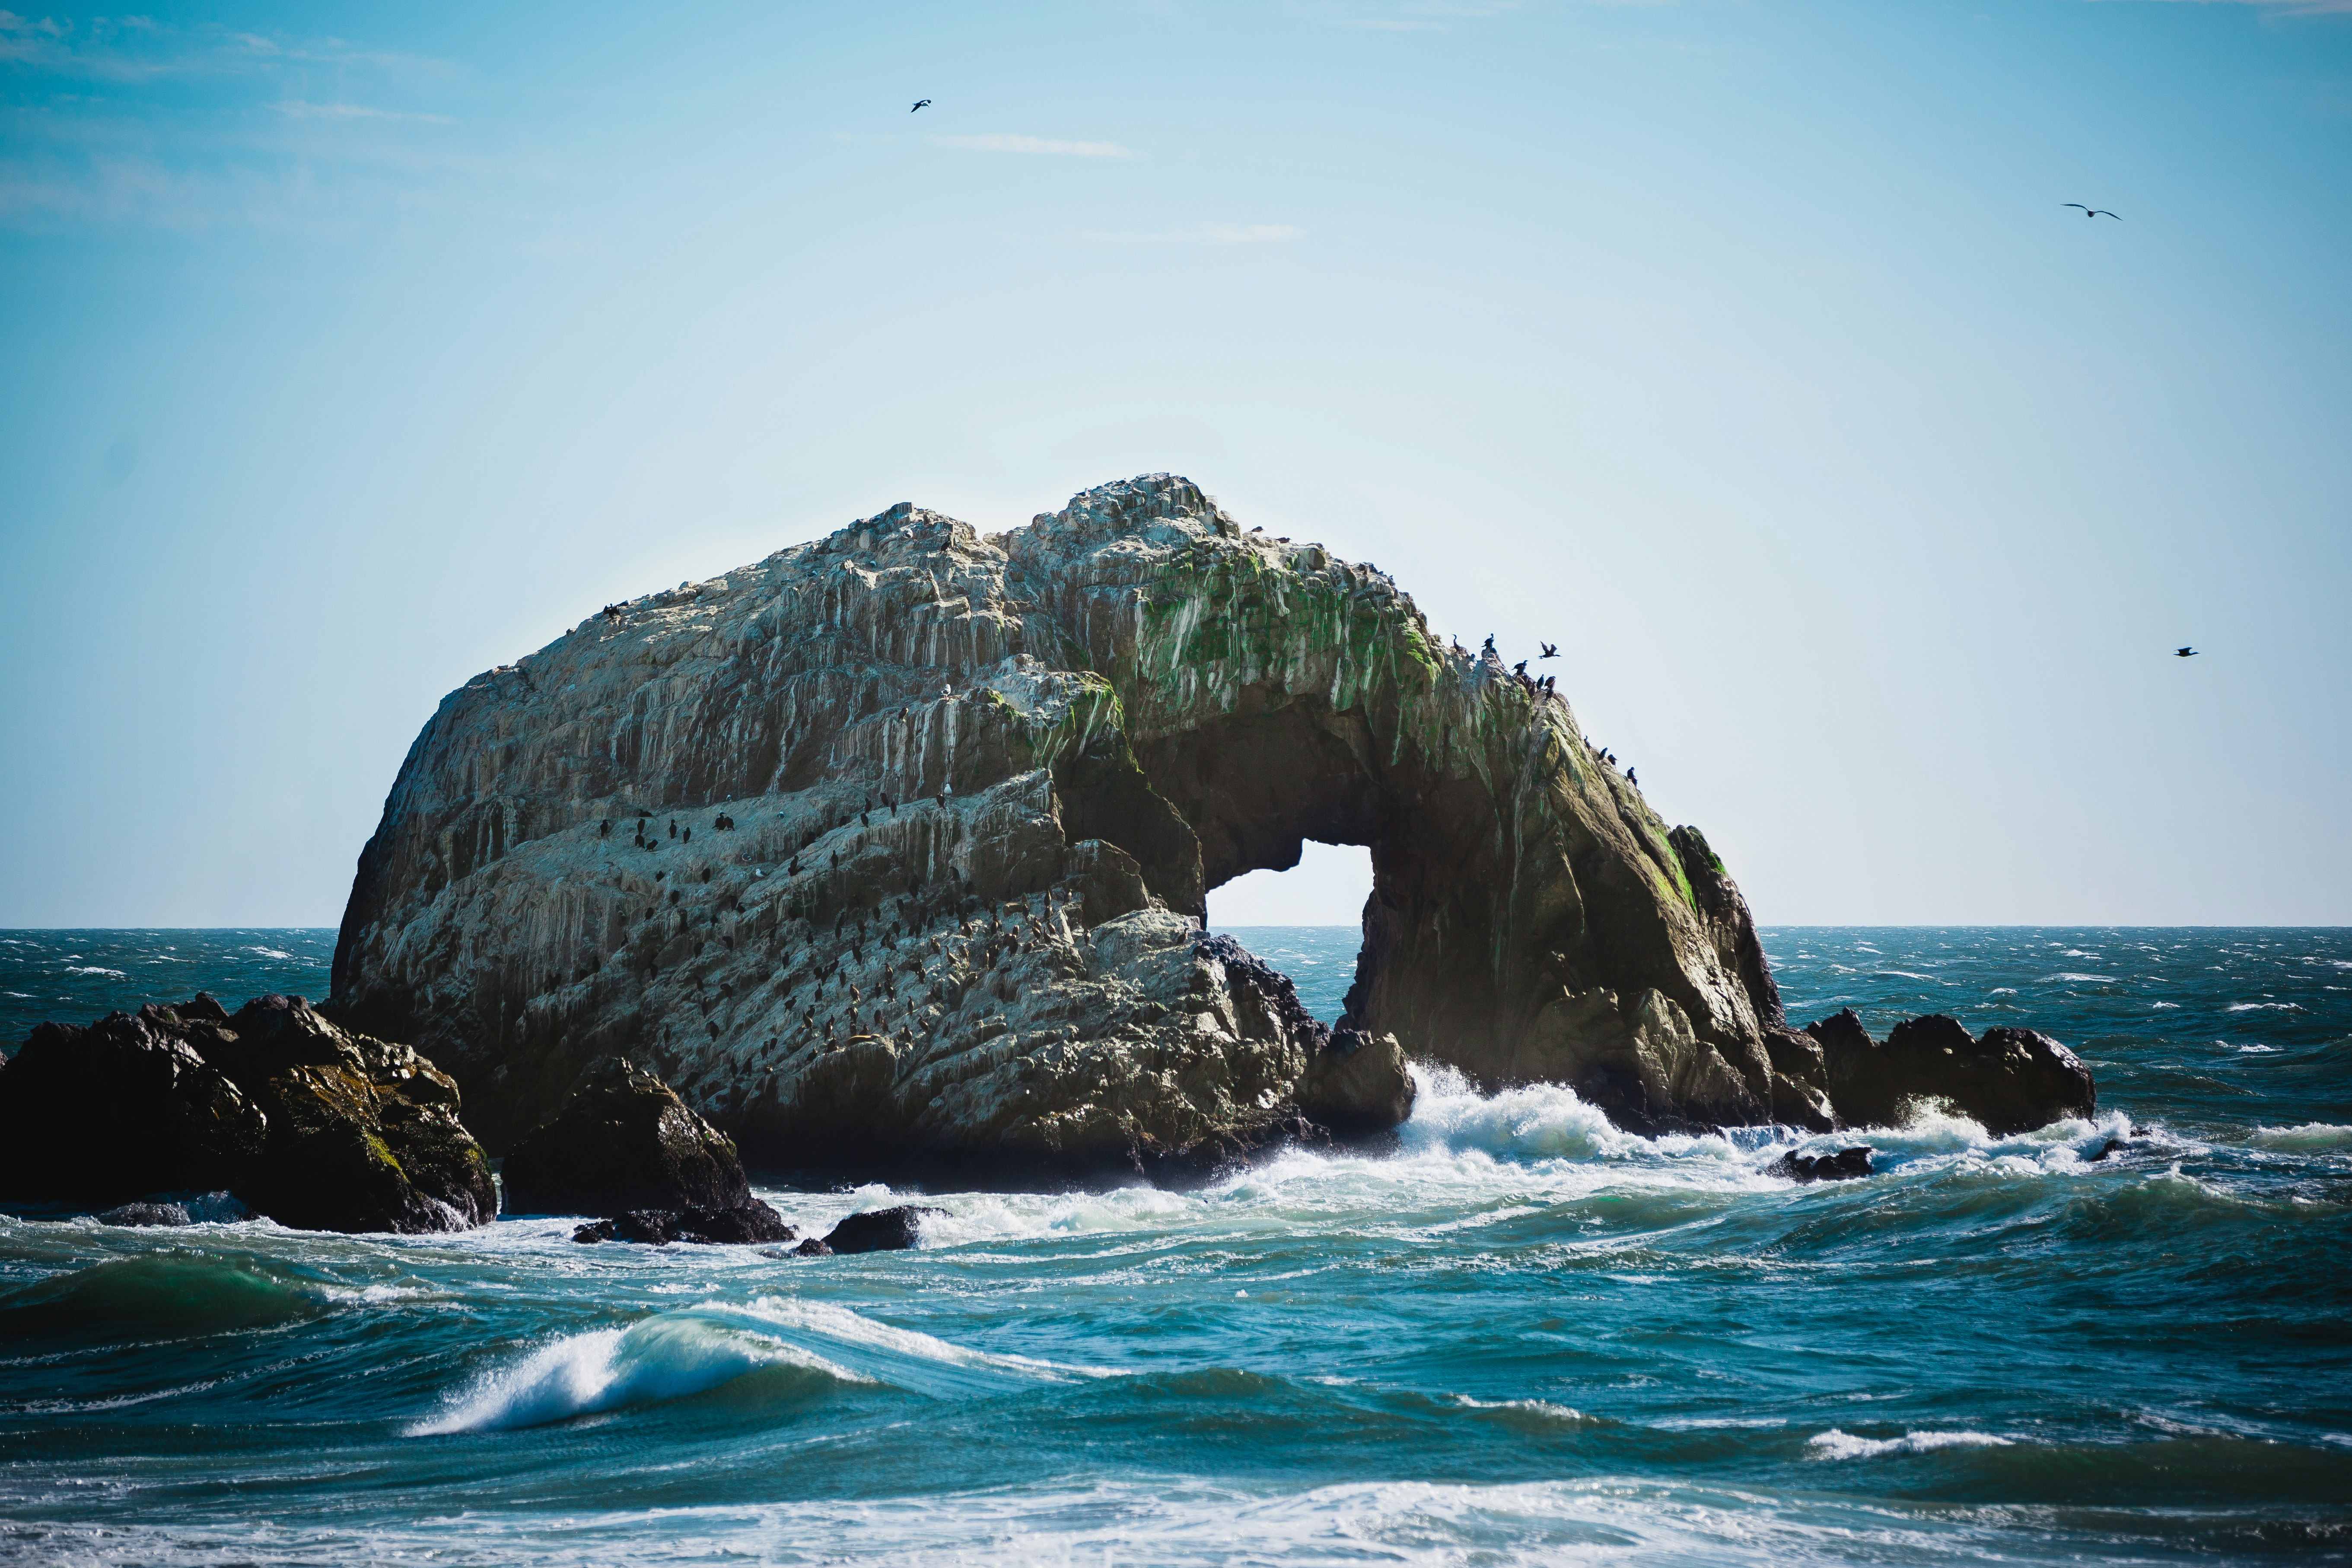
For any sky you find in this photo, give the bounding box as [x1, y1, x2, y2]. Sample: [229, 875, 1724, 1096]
[2, 0, 2348, 931]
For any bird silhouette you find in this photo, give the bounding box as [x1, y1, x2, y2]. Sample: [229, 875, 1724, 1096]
[2062, 204, 2120, 220]
[911, 99, 932, 113]
[1539, 642, 1558, 659]
[2176, 646, 2199, 658]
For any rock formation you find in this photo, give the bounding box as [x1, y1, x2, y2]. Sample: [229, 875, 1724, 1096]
[823, 1205, 944, 1254]
[329, 473, 2088, 1172]
[1804, 1009, 2096, 1136]
[572, 1199, 796, 1245]
[0, 995, 494, 1232]
[501, 1056, 751, 1215]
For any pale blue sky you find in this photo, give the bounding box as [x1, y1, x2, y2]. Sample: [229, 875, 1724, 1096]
[3, 0, 2347, 928]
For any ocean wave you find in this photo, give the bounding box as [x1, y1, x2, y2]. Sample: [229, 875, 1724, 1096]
[61, 966, 127, 978]
[409, 1313, 868, 1435]
[245, 947, 296, 960]
[1806, 1428, 2012, 1460]
[2228, 1002, 2305, 1012]
[411, 1296, 1095, 1434]
[2247, 1123, 2352, 1151]
[2042, 973, 2116, 984]
[0, 1253, 322, 1346]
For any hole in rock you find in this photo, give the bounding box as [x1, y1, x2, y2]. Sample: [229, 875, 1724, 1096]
[1206, 842, 1371, 1025]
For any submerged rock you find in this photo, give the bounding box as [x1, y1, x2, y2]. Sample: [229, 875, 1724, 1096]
[92, 1192, 250, 1228]
[1806, 1010, 2096, 1136]
[501, 1057, 750, 1216]
[1768, 1146, 1873, 1183]
[324, 473, 2094, 1164]
[571, 1197, 795, 1246]
[822, 1204, 945, 1254]
[0, 995, 494, 1233]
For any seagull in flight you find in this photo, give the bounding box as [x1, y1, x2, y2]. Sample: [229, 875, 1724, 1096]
[911, 99, 933, 113]
[2063, 204, 2120, 220]
[2176, 646, 2199, 658]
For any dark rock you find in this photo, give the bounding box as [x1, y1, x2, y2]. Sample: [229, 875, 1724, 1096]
[572, 1197, 797, 1246]
[204, 996, 497, 1233]
[0, 996, 491, 1234]
[502, 1057, 750, 1217]
[90, 1191, 249, 1227]
[0, 1008, 266, 1206]
[1806, 1009, 2095, 1135]
[573, 1210, 680, 1245]
[2088, 1137, 2126, 1162]
[1762, 1027, 1835, 1131]
[1769, 1145, 1873, 1183]
[681, 1198, 796, 1245]
[793, 1236, 834, 1256]
[1298, 1027, 1416, 1135]
[822, 1204, 944, 1254]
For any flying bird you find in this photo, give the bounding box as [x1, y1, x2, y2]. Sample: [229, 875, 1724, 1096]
[1539, 642, 1558, 659]
[910, 99, 932, 113]
[2062, 204, 2120, 220]
[2176, 646, 2199, 658]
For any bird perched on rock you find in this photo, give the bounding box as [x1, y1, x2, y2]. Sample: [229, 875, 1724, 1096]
[2062, 203, 2120, 219]
[2177, 646, 2199, 657]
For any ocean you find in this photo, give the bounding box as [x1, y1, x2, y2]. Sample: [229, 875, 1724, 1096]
[2, 926, 2347, 1565]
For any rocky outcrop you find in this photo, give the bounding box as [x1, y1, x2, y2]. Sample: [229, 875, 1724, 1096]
[501, 1057, 750, 1215]
[823, 1205, 944, 1253]
[572, 1198, 795, 1245]
[0, 995, 494, 1232]
[328, 473, 2090, 1167]
[0, 1002, 266, 1206]
[1806, 1010, 2096, 1135]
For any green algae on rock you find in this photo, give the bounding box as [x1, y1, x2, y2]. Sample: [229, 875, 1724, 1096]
[331, 475, 1824, 1173]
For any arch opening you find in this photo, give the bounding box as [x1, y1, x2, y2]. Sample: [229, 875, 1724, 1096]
[1208, 841, 1372, 1025]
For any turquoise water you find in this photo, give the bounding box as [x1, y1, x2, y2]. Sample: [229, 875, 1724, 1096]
[3, 926, 2349, 1565]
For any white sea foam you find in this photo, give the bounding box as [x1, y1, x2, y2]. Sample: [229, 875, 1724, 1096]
[62, 966, 127, 978]
[2042, 973, 2114, 984]
[245, 947, 296, 960]
[2227, 1002, 2304, 1012]
[1806, 1428, 2012, 1460]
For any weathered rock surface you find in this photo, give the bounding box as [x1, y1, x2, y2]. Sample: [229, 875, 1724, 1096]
[328, 472, 2093, 1166]
[502, 1057, 750, 1216]
[1805, 1010, 2096, 1135]
[572, 1198, 796, 1245]
[823, 1205, 945, 1254]
[0, 995, 494, 1233]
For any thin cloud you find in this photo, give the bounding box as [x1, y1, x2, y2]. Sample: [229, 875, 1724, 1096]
[272, 99, 451, 124]
[933, 132, 1134, 158]
[1067, 222, 1305, 246]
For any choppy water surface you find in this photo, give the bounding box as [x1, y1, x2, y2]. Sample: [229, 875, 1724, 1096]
[3, 926, 2348, 1565]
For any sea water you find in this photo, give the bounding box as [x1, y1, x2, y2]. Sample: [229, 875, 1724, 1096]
[1, 926, 2346, 1565]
